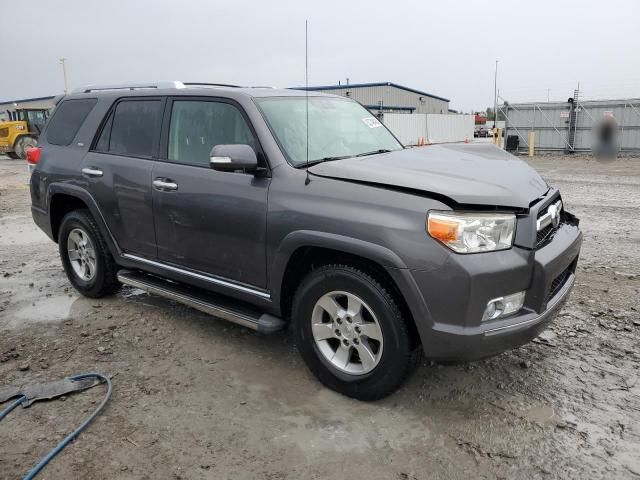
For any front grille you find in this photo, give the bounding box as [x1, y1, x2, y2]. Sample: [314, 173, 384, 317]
[0, 127, 8, 138]
[536, 223, 557, 248]
[546, 266, 571, 303]
[535, 197, 563, 249]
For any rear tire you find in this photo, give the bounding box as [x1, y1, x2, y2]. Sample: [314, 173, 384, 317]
[292, 264, 421, 400]
[6, 152, 20, 159]
[15, 136, 37, 159]
[58, 209, 120, 298]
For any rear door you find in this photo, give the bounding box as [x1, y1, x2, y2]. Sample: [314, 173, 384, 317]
[152, 97, 270, 288]
[82, 97, 164, 257]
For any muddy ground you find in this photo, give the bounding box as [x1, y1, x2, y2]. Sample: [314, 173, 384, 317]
[0, 153, 639, 480]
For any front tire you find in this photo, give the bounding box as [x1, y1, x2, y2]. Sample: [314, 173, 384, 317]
[58, 209, 120, 298]
[292, 264, 421, 400]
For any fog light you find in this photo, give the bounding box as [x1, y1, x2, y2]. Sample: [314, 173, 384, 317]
[502, 291, 526, 316]
[482, 291, 526, 321]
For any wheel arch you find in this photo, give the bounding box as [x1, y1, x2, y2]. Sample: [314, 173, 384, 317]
[47, 184, 121, 258]
[271, 231, 428, 348]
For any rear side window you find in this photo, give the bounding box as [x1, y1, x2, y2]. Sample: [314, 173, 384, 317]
[46, 99, 97, 146]
[167, 100, 255, 167]
[95, 100, 162, 157]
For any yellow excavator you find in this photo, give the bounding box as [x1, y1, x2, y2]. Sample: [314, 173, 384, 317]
[0, 108, 50, 159]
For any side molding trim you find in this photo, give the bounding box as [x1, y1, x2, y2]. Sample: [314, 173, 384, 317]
[122, 253, 272, 300]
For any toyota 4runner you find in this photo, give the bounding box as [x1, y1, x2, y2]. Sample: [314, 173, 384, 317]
[29, 81, 582, 400]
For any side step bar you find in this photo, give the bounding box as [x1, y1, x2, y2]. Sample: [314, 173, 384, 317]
[117, 270, 286, 334]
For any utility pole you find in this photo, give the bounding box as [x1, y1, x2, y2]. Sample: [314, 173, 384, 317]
[493, 60, 498, 129]
[59, 58, 68, 94]
[547, 88, 550, 102]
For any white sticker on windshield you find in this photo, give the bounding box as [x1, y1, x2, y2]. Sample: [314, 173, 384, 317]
[362, 117, 383, 128]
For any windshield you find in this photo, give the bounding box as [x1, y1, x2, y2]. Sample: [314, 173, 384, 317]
[25, 110, 49, 132]
[256, 97, 403, 166]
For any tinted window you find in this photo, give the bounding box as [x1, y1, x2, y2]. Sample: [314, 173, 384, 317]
[168, 100, 255, 167]
[106, 100, 162, 157]
[46, 99, 97, 146]
[94, 112, 113, 152]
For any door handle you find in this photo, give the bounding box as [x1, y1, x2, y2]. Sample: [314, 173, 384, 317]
[153, 178, 178, 191]
[81, 167, 103, 177]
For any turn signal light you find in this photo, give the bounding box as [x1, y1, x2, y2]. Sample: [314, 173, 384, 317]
[26, 147, 41, 165]
[427, 216, 459, 242]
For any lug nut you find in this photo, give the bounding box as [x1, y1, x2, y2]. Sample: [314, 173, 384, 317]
[353, 338, 359, 345]
[343, 339, 349, 346]
[335, 329, 341, 336]
[355, 326, 361, 334]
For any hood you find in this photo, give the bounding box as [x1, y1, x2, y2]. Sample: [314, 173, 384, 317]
[308, 143, 548, 209]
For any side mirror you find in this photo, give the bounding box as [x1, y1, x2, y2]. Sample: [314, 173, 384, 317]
[209, 144, 258, 172]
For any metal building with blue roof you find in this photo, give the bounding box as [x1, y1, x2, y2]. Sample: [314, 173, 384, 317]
[291, 81, 450, 115]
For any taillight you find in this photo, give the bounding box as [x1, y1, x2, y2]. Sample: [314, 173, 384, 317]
[26, 147, 41, 165]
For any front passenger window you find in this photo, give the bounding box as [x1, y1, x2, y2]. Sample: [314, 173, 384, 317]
[168, 100, 255, 167]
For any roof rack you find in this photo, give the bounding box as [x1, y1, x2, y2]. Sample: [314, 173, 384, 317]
[72, 81, 264, 94]
[73, 81, 186, 93]
[182, 82, 240, 88]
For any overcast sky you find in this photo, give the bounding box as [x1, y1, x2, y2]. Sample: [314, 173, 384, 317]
[2, 0, 639, 111]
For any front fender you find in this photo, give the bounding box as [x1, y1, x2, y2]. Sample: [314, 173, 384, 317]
[268, 230, 408, 291]
[267, 230, 435, 346]
[268, 229, 407, 307]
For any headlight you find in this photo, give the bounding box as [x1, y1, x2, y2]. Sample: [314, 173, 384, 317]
[427, 211, 516, 253]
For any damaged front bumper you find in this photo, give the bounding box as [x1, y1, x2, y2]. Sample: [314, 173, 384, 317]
[410, 204, 582, 361]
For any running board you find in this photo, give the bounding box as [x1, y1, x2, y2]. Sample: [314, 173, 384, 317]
[117, 270, 286, 334]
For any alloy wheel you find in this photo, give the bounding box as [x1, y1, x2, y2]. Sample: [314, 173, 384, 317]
[311, 291, 384, 375]
[67, 228, 97, 281]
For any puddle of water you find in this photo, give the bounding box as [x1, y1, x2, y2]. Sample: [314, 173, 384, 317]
[519, 405, 557, 424]
[11, 294, 78, 324]
[119, 287, 147, 298]
[492, 395, 558, 425]
[273, 410, 432, 459]
[118, 287, 173, 310]
[0, 216, 48, 246]
[0, 265, 84, 328]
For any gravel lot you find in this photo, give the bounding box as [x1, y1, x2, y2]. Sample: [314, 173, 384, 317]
[1, 152, 639, 479]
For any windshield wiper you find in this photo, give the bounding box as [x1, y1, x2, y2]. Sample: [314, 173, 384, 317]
[297, 150, 393, 168]
[356, 149, 393, 157]
[299, 155, 353, 168]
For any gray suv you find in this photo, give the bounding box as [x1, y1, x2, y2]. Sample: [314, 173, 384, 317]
[29, 82, 582, 400]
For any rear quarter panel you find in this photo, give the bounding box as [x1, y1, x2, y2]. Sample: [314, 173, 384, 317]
[30, 97, 111, 212]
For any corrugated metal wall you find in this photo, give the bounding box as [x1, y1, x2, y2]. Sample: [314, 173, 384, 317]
[426, 114, 474, 143]
[383, 113, 474, 145]
[310, 85, 449, 114]
[501, 98, 640, 152]
[383, 114, 428, 145]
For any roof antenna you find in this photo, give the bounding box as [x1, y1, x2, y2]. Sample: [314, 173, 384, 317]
[304, 19, 311, 186]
